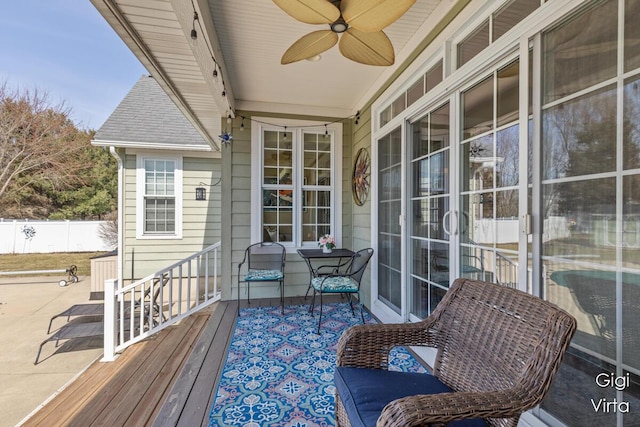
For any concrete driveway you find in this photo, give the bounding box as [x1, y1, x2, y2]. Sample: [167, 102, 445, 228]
[0, 276, 103, 427]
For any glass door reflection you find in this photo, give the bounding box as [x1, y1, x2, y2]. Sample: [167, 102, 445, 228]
[409, 103, 451, 319]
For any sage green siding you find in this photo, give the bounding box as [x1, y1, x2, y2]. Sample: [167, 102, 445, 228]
[122, 152, 221, 280]
[351, 106, 373, 307]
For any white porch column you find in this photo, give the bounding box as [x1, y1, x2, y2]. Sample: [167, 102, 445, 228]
[101, 278, 118, 362]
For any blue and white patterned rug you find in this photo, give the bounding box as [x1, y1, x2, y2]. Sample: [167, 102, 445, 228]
[209, 302, 427, 427]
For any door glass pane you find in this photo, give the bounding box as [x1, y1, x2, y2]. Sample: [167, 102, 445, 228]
[431, 103, 450, 152]
[497, 61, 519, 127]
[410, 103, 451, 319]
[624, 76, 640, 170]
[540, 5, 640, 420]
[542, 85, 617, 180]
[542, 0, 618, 103]
[460, 63, 520, 293]
[461, 135, 494, 192]
[622, 176, 640, 397]
[462, 77, 494, 139]
[378, 128, 403, 313]
[625, 0, 640, 72]
[496, 124, 519, 188]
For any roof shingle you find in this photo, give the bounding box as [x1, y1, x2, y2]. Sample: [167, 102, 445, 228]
[94, 75, 209, 148]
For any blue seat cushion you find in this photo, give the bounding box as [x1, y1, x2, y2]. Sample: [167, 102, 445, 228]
[244, 269, 283, 281]
[311, 276, 358, 292]
[334, 367, 487, 427]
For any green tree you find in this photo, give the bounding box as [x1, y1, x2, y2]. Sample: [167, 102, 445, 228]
[0, 82, 117, 219]
[49, 143, 118, 219]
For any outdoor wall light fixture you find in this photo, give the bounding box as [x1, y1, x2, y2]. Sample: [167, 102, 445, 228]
[196, 178, 222, 200]
[195, 186, 206, 201]
[191, 12, 198, 39]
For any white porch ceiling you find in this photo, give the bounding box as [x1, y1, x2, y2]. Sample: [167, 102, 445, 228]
[92, 0, 461, 148]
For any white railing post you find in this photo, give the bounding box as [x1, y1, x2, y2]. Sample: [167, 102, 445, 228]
[102, 278, 118, 362]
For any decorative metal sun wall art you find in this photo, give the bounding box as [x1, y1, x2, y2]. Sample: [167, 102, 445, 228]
[352, 147, 370, 206]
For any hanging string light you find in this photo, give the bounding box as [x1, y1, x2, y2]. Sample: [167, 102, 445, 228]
[188, 1, 363, 147]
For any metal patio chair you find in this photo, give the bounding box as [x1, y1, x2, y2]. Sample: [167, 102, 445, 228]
[308, 248, 373, 333]
[237, 241, 286, 314]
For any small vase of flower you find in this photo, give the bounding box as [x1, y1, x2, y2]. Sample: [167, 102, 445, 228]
[318, 234, 336, 253]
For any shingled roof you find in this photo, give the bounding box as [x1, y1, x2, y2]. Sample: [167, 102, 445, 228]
[93, 75, 210, 149]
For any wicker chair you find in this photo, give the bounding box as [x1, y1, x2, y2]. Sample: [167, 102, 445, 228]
[334, 278, 577, 427]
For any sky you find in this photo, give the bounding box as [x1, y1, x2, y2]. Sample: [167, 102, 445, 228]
[0, 1, 147, 130]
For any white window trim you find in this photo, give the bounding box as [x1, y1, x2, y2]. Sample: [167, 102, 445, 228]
[251, 117, 342, 252]
[136, 153, 183, 240]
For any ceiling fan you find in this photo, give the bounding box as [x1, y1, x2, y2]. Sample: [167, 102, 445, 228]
[273, 0, 416, 66]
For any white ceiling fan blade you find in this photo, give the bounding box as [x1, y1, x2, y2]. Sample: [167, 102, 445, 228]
[282, 30, 339, 64]
[341, 0, 417, 32]
[339, 28, 394, 66]
[272, 0, 340, 25]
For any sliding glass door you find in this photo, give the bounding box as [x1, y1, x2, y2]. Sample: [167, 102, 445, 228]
[537, 1, 640, 424]
[377, 128, 403, 314]
[408, 103, 451, 318]
[459, 59, 521, 290]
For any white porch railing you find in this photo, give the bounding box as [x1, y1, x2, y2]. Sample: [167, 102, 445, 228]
[102, 242, 222, 361]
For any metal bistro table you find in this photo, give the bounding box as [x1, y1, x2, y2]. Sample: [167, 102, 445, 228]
[297, 248, 355, 299]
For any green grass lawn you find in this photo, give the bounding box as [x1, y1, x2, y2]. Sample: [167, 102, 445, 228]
[0, 252, 108, 277]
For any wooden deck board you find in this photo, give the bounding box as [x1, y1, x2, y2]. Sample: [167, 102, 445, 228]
[153, 301, 235, 427]
[20, 297, 338, 427]
[23, 341, 147, 426]
[177, 302, 237, 427]
[105, 313, 210, 426]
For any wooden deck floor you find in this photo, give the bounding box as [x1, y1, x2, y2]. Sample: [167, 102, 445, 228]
[20, 296, 318, 427]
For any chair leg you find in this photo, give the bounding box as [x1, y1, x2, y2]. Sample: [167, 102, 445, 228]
[347, 294, 355, 316]
[280, 280, 284, 314]
[309, 289, 316, 313]
[34, 341, 47, 365]
[317, 291, 324, 334]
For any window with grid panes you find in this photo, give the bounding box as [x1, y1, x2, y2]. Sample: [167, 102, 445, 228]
[140, 158, 179, 235]
[254, 120, 342, 247]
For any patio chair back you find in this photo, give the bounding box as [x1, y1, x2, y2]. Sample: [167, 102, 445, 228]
[428, 278, 576, 424]
[245, 242, 286, 271]
[346, 248, 374, 285]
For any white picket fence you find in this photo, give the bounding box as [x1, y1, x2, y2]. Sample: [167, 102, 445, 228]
[0, 219, 112, 254]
